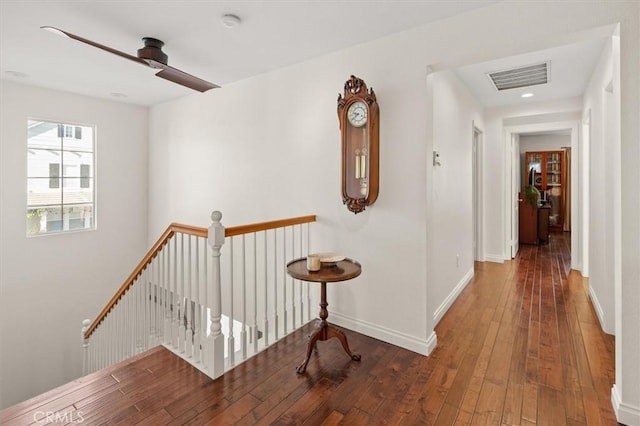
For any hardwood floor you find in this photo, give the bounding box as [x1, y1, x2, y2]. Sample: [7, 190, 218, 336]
[0, 232, 619, 425]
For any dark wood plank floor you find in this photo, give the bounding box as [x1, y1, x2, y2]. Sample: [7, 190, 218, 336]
[1, 232, 619, 425]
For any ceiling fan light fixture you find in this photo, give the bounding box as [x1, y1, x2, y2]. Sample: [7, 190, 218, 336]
[221, 14, 242, 28]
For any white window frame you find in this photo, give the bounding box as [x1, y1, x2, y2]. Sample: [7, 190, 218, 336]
[27, 119, 96, 236]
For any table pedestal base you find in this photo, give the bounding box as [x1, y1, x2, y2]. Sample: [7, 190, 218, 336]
[296, 321, 361, 374]
[296, 281, 361, 374]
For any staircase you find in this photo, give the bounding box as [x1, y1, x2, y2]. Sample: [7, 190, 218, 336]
[82, 211, 316, 379]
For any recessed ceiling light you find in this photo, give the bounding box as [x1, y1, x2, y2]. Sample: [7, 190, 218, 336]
[521, 93, 534, 98]
[221, 14, 242, 28]
[5, 70, 28, 78]
[110, 92, 127, 99]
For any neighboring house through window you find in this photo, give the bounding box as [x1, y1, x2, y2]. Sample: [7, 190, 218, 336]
[27, 120, 95, 236]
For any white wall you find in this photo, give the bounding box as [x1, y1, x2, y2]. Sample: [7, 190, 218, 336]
[428, 70, 483, 326]
[149, 40, 433, 354]
[0, 82, 149, 409]
[519, 133, 571, 170]
[519, 134, 570, 153]
[615, 4, 640, 420]
[583, 40, 617, 335]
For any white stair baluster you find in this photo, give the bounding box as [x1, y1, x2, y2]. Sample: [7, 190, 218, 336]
[274, 229, 279, 340]
[90, 327, 97, 373]
[252, 233, 259, 354]
[228, 238, 235, 366]
[144, 268, 150, 350]
[164, 243, 171, 345]
[283, 227, 288, 334]
[193, 237, 201, 363]
[241, 234, 247, 360]
[133, 278, 139, 354]
[202, 235, 208, 364]
[124, 290, 130, 359]
[160, 250, 165, 341]
[106, 315, 111, 366]
[129, 288, 134, 357]
[263, 230, 269, 346]
[179, 233, 186, 353]
[292, 225, 297, 329]
[206, 210, 225, 378]
[185, 235, 193, 358]
[299, 225, 303, 325]
[155, 258, 160, 343]
[116, 299, 122, 362]
[172, 236, 179, 348]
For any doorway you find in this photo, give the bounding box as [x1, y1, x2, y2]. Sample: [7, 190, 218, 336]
[504, 122, 580, 265]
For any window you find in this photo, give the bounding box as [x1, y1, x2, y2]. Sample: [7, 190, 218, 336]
[27, 120, 95, 236]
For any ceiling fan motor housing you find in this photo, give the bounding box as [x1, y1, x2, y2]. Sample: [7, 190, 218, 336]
[137, 37, 168, 67]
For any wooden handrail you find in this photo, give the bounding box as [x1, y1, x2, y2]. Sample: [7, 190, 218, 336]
[225, 215, 317, 237]
[84, 214, 316, 338]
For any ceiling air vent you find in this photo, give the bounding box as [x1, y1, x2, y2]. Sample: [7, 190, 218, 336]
[487, 62, 549, 91]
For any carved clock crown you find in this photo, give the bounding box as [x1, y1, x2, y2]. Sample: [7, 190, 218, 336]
[345, 75, 364, 94]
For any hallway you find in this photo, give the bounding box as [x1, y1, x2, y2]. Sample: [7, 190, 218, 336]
[429, 232, 617, 424]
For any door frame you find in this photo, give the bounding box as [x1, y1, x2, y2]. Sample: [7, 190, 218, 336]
[503, 120, 581, 268]
[511, 133, 520, 258]
[472, 122, 484, 262]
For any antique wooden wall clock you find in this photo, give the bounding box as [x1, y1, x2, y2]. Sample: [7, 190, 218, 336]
[337, 75, 379, 214]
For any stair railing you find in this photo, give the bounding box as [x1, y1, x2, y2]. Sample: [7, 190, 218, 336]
[82, 211, 316, 379]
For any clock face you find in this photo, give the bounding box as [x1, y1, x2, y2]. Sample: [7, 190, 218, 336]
[347, 101, 368, 127]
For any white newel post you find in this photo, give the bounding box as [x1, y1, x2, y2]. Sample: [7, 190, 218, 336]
[81, 319, 91, 375]
[206, 210, 225, 378]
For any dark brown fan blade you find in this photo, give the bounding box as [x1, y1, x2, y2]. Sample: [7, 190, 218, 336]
[41, 26, 148, 66]
[154, 65, 219, 92]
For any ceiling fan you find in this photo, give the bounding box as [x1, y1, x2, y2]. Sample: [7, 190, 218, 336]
[41, 26, 219, 92]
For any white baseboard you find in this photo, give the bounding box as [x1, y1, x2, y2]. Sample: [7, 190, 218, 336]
[612, 384, 640, 425]
[425, 330, 437, 355]
[330, 311, 432, 356]
[484, 254, 505, 263]
[432, 267, 474, 327]
[588, 285, 614, 335]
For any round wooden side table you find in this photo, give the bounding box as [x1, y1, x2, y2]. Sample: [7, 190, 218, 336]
[286, 257, 362, 374]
